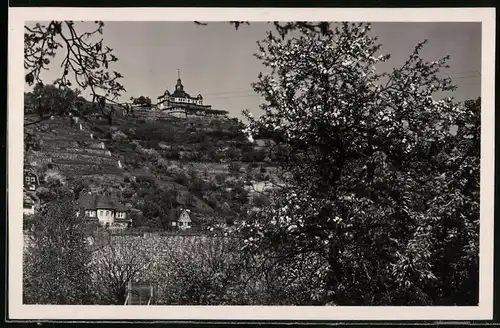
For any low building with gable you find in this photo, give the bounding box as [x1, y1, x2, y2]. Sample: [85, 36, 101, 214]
[75, 192, 131, 228]
[23, 195, 36, 216]
[23, 169, 40, 191]
[177, 208, 192, 230]
[165, 208, 194, 230]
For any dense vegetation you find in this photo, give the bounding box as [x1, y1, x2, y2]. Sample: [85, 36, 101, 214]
[237, 22, 480, 305]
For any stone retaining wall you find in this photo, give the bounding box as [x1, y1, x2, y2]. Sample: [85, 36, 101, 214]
[55, 162, 124, 176]
[41, 139, 81, 148]
[58, 148, 111, 157]
[51, 152, 117, 166]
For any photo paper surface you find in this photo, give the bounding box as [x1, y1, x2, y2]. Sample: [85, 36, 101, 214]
[8, 7, 496, 321]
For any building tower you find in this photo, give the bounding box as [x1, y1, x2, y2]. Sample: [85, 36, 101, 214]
[175, 69, 184, 92]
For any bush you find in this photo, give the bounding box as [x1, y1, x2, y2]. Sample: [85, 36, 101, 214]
[111, 130, 127, 140]
[228, 162, 242, 175]
[214, 174, 226, 185]
[23, 199, 93, 304]
[44, 169, 66, 185]
[144, 236, 258, 305]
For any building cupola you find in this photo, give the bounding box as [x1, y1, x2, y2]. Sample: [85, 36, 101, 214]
[175, 69, 184, 92]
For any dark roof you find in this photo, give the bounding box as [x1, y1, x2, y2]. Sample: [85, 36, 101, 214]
[114, 202, 127, 212]
[171, 90, 191, 98]
[23, 196, 34, 205]
[24, 169, 38, 181]
[76, 193, 127, 211]
[76, 193, 97, 208]
[158, 76, 205, 100]
[96, 194, 117, 209]
[158, 90, 198, 100]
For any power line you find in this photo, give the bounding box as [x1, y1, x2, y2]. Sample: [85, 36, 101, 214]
[450, 74, 481, 80]
[211, 93, 261, 100]
[155, 70, 481, 102]
[442, 70, 480, 76]
[202, 71, 479, 97]
[202, 89, 255, 96]
[208, 81, 481, 101]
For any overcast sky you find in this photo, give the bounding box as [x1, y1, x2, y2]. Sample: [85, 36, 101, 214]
[32, 21, 481, 120]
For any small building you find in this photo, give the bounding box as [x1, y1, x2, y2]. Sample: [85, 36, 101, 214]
[177, 209, 192, 230]
[75, 192, 130, 227]
[23, 170, 39, 191]
[23, 196, 35, 216]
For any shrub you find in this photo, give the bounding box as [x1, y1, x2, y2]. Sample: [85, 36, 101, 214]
[228, 162, 242, 175]
[23, 199, 93, 304]
[44, 169, 66, 185]
[111, 130, 127, 140]
[145, 236, 258, 305]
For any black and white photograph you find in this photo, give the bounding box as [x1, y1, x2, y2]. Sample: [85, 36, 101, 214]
[8, 7, 495, 321]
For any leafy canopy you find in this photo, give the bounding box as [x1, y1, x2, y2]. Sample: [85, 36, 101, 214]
[239, 22, 477, 305]
[25, 21, 126, 123]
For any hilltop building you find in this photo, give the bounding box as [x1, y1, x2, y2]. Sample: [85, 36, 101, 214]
[156, 70, 228, 117]
[75, 192, 130, 227]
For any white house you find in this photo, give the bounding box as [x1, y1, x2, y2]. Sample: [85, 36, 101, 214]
[75, 192, 130, 227]
[23, 197, 35, 216]
[177, 209, 192, 230]
[23, 170, 39, 191]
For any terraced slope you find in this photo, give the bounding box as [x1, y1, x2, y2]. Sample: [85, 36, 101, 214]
[24, 114, 216, 213]
[25, 115, 125, 176]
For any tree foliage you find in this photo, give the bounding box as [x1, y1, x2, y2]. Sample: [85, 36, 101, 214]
[239, 22, 479, 305]
[23, 199, 93, 304]
[131, 95, 152, 107]
[24, 84, 86, 124]
[90, 236, 154, 305]
[144, 236, 256, 305]
[24, 21, 126, 125]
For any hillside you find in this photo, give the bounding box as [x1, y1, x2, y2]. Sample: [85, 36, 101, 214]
[25, 115, 124, 176]
[24, 108, 279, 229]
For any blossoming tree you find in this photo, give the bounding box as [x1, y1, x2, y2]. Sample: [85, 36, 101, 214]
[240, 22, 478, 305]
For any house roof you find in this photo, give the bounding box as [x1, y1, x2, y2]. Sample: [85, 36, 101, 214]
[178, 209, 192, 222]
[158, 90, 200, 101]
[96, 194, 118, 209]
[158, 75, 205, 101]
[24, 170, 38, 182]
[171, 89, 193, 99]
[76, 193, 127, 211]
[23, 196, 34, 205]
